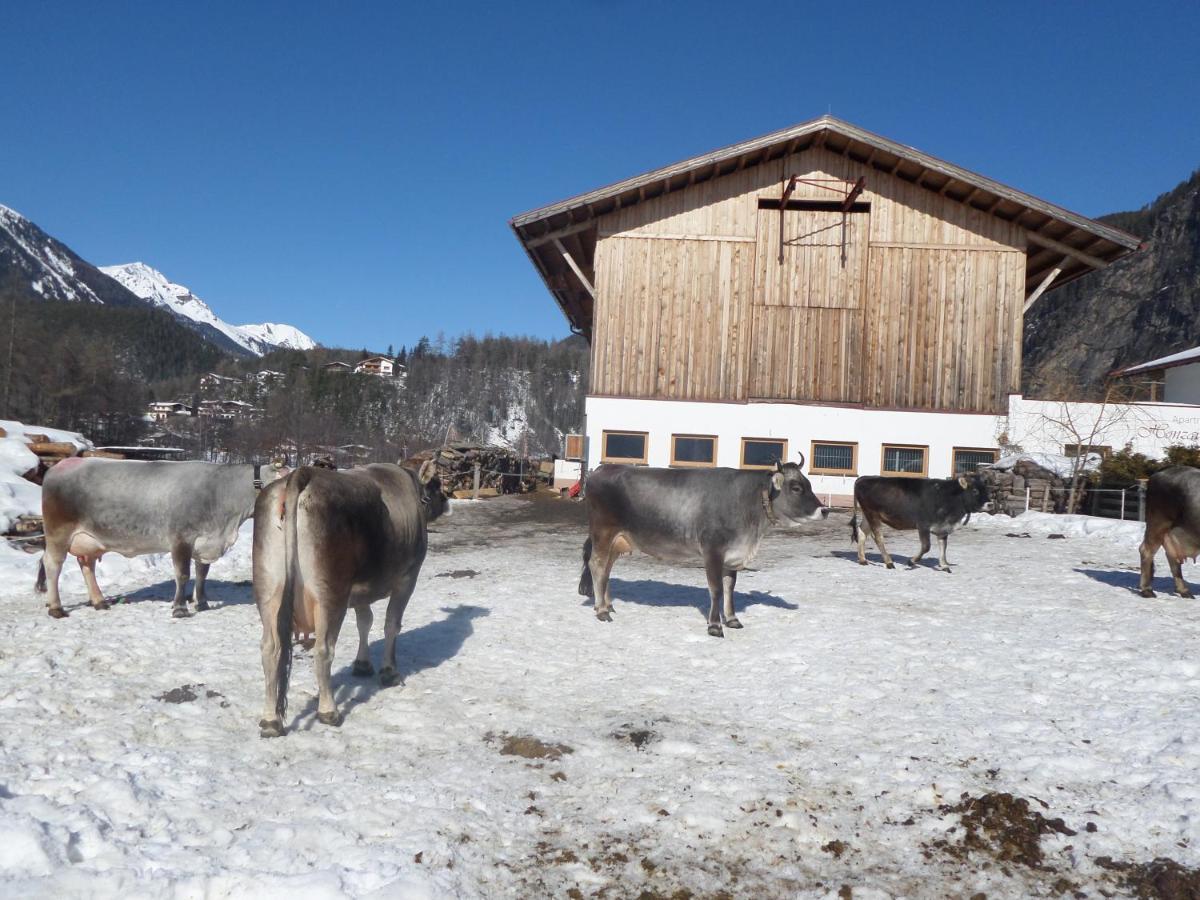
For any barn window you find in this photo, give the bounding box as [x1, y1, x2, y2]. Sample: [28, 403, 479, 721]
[601, 431, 648, 464]
[564, 434, 585, 461]
[953, 447, 999, 474]
[671, 434, 717, 467]
[1064, 444, 1112, 459]
[881, 444, 928, 477]
[810, 441, 857, 475]
[741, 438, 787, 469]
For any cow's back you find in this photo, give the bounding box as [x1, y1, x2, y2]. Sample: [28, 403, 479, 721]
[1147, 466, 1200, 545]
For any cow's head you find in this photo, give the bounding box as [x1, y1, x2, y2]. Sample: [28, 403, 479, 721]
[417, 459, 452, 521]
[768, 457, 828, 525]
[956, 472, 992, 513]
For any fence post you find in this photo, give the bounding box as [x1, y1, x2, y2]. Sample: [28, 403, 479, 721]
[1138, 479, 1147, 522]
[1120, 488, 1126, 521]
[1041, 488, 1049, 513]
[1025, 487, 1031, 512]
[472, 463, 481, 500]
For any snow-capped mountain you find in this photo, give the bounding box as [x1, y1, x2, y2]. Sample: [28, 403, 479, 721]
[101, 262, 316, 356]
[0, 204, 145, 308]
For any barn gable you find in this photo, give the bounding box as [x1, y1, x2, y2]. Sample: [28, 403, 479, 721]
[512, 116, 1139, 416]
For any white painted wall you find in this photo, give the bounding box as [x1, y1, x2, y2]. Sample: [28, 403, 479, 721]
[583, 394, 1200, 501]
[1165, 363, 1200, 404]
[584, 396, 1006, 501]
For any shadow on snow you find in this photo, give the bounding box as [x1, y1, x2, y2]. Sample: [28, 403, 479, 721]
[292, 603, 489, 729]
[1074, 567, 1194, 597]
[591, 577, 798, 617]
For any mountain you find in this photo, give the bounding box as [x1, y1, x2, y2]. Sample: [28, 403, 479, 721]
[0, 204, 146, 308]
[1023, 169, 1200, 398]
[100, 262, 317, 356]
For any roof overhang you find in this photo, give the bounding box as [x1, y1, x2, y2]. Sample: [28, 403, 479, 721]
[1111, 346, 1200, 378]
[510, 115, 1142, 336]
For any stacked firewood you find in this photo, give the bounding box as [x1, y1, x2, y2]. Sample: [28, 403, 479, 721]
[404, 444, 538, 498]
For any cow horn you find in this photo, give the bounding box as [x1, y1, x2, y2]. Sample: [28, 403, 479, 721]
[796, 450, 805, 468]
[418, 459, 437, 484]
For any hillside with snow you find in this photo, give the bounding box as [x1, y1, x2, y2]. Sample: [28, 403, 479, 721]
[101, 262, 316, 357]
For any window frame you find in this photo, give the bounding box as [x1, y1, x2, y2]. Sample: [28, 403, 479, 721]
[1063, 443, 1112, 460]
[601, 430, 649, 465]
[809, 440, 858, 476]
[670, 433, 718, 468]
[951, 446, 999, 475]
[880, 443, 929, 478]
[739, 437, 789, 470]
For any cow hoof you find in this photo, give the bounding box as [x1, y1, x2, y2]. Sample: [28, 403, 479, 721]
[379, 668, 402, 688]
[171, 606, 192, 619]
[707, 624, 724, 638]
[885, 562, 895, 570]
[596, 611, 612, 623]
[857, 559, 868, 566]
[317, 710, 344, 727]
[48, 607, 68, 619]
[195, 600, 210, 612]
[725, 617, 743, 629]
[1180, 591, 1195, 600]
[93, 600, 111, 611]
[938, 566, 953, 574]
[352, 659, 375, 677]
[259, 719, 286, 738]
[1139, 588, 1155, 598]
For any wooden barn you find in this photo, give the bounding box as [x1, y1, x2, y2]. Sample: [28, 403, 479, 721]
[511, 116, 1139, 500]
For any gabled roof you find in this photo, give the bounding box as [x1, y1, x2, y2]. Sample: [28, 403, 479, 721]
[1112, 345, 1200, 377]
[510, 115, 1142, 335]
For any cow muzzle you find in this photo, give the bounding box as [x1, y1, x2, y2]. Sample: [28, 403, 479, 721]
[808, 507, 829, 521]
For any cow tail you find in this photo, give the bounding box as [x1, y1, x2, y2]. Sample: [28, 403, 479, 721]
[578, 537, 594, 598]
[35, 558, 47, 593]
[849, 499, 860, 545]
[274, 468, 312, 720]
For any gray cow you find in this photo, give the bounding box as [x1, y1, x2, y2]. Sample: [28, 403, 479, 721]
[38, 457, 284, 619]
[579, 460, 827, 637]
[1139, 465, 1200, 598]
[254, 461, 449, 737]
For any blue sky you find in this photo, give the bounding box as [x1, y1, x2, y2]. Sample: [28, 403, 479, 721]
[3, 2, 1198, 351]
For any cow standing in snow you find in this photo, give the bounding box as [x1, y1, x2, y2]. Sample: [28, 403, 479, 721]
[253, 461, 450, 737]
[38, 458, 285, 618]
[1139, 465, 1200, 598]
[578, 460, 828, 637]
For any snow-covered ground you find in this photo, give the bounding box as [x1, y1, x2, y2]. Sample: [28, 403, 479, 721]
[1, 498, 1198, 897]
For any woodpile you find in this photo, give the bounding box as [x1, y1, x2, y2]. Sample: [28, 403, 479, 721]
[404, 444, 538, 498]
[978, 458, 1072, 515]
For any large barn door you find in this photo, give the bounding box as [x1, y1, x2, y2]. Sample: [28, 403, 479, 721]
[748, 207, 869, 402]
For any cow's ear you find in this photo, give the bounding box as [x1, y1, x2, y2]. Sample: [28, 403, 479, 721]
[957, 475, 970, 489]
[418, 459, 437, 484]
[771, 471, 784, 493]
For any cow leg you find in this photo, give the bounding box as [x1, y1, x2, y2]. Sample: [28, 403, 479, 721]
[351, 604, 374, 677]
[909, 529, 932, 568]
[722, 570, 742, 629]
[1165, 548, 1194, 599]
[588, 535, 618, 623]
[170, 545, 193, 618]
[42, 544, 69, 619]
[936, 534, 952, 572]
[314, 599, 349, 726]
[193, 561, 211, 611]
[379, 575, 417, 688]
[1138, 530, 1162, 598]
[704, 553, 725, 638]
[865, 514, 895, 569]
[78, 555, 110, 611]
[855, 517, 869, 565]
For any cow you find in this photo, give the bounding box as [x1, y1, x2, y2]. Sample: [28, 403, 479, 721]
[850, 473, 990, 572]
[577, 459, 827, 638]
[1138, 465, 1200, 599]
[37, 458, 286, 619]
[254, 460, 450, 738]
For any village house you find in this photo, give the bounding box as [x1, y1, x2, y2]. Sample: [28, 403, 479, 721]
[353, 355, 397, 377]
[511, 115, 1159, 502]
[197, 399, 258, 421]
[1112, 347, 1200, 405]
[145, 401, 193, 422]
[199, 372, 242, 391]
[320, 361, 353, 374]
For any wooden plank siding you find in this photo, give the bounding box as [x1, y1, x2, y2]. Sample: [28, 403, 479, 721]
[589, 145, 1027, 413]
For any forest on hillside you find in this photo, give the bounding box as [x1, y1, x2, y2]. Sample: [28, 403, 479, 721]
[0, 305, 589, 461]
